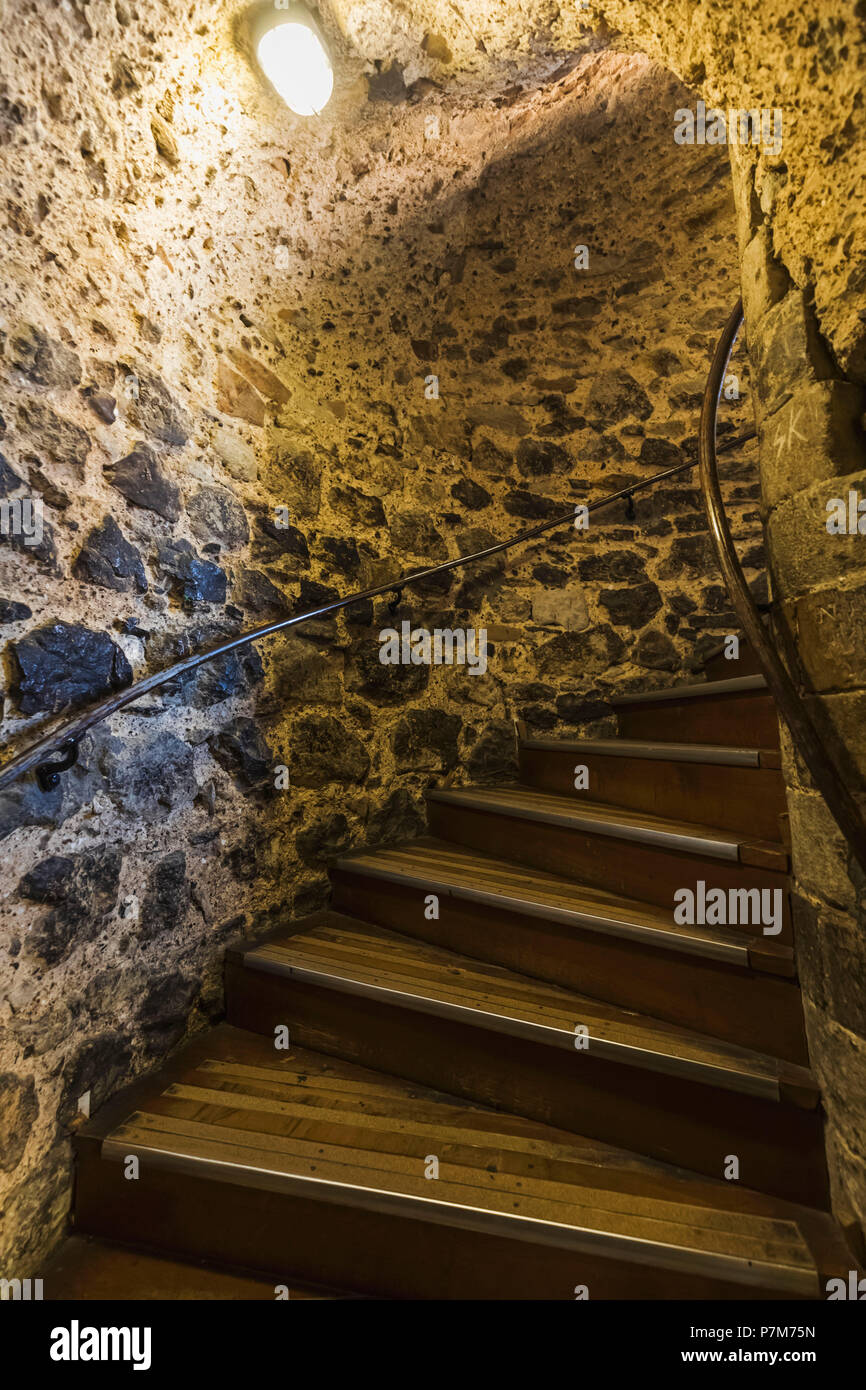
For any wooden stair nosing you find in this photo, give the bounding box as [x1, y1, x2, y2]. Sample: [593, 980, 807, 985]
[611, 674, 768, 707]
[520, 737, 768, 768]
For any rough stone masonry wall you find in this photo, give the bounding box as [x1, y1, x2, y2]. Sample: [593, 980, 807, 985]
[586, 0, 866, 1239]
[0, 1, 762, 1274]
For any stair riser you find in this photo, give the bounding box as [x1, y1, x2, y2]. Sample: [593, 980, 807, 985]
[519, 749, 787, 842]
[617, 691, 779, 747]
[426, 802, 793, 940]
[225, 964, 828, 1208]
[330, 870, 808, 1064]
[73, 1148, 806, 1300]
[703, 647, 763, 681]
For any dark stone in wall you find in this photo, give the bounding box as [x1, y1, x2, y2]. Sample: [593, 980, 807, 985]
[393, 708, 461, 771]
[587, 370, 653, 423]
[123, 369, 193, 446]
[472, 437, 512, 474]
[140, 851, 189, 942]
[147, 624, 263, 708]
[328, 484, 386, 529]
[532, 563, 568, 587]
[11, 621, 133, 714]
[252, 515, 311, 569]
[15, 397, 90, 472]
[466, 719, 518, 782]
[296, 813, 351, 868]
[105, 443, 181, 522]
[8, 324, 81, 389]
[319, 535, 361, 578]
[503, 489, 562, 520]
[73, 514, 147, 593]
[636, 628, 681, 671]
[389, 510, 447, 559]
[155, 538, 226, 606]
[555, 691, 612, 724]
[367, 788, 425, 846]
[516, 438, 569, 478]
[0, 451, 25, 494]
[233, 567, 289, 617]
[18, 848, 122, 966]
[208, 717, 273, 790]
[451, 477, 491, 510]
[0, 1074, 38, 1173]
[98, 731, 196, 822]
[138, 971, 200, 1054]
[537, 623, 627, 677]
[291, 715, 370, 787]
[638, 437, 685, 468]
[578, 550, 648, 583]
[599, 581, 663, 628]
[0, 750, 103, 842]
[16, 398, 91, 469]
[187, 486, 250, 549]
[346, 640, 430, 704]
[0, 598, 32, 623]
[58, 1031, 132, 1129]
[658, 532, 718, 578]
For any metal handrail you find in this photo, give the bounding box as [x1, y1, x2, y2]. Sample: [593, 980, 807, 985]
[0, 430, 755, 793]
[699, 298, 866, 875]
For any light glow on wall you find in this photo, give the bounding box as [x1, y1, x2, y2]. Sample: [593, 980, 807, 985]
[256, 20, 334, 116]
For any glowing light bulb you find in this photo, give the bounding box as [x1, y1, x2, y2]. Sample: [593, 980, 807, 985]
[256, 21, 333, 116]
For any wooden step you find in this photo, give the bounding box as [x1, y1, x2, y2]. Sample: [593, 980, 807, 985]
[613, 675, 780, 748]
[74, 1025, 847, 1300]
[425, 784, 793, 940]
[226, 915, 827, 1206]
[519, 737, 787, 841]
[331, 838, 807, 1063]
[41, 1235, 341, 1300]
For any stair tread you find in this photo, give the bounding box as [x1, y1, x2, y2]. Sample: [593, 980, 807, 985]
[426, 783, 785, 862]
[240, 912, 814, 1100]
[611, 674, 768, 706]
[520, 736, 774, 768]
[84, 1025, 832, 1294]
[336, 838, 792, 969]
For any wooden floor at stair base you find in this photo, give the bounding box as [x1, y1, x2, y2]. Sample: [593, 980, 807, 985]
[226, 963, 828, 1209]
[331, 847, 807, 1064]
[427, 796, 793, 941]
[73, 1028, 845, 1301]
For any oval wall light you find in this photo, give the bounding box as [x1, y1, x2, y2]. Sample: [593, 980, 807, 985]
[253, 5, 334, 116]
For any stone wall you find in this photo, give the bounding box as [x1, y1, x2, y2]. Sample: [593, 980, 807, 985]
[0, 1, 767, 1274]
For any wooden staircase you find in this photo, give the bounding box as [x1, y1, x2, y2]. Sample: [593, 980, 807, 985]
[68, 639, 857, 1299]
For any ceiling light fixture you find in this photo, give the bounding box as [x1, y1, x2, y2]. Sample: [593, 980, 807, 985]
[253, 6, 334, 117]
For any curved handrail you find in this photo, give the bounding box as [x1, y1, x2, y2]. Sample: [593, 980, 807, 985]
[699, 298, 866, 875]
[0, 430, 754, 793]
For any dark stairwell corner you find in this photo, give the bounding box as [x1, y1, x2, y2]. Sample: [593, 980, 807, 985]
[1, 0, 866, 1316]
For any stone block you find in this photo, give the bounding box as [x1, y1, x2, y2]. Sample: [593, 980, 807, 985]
[787, 785, 858, 913]
[765, 469, 866, 600]
[753, 290, 834, 419]
[758, 379, 865, 509]
[740, 224, 791, 331]
[795, 582, 866, 692]
[531, 586, 589, 631]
